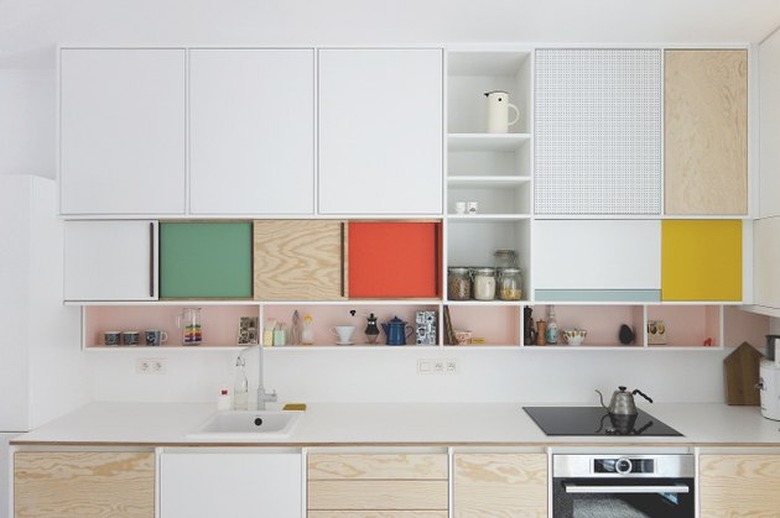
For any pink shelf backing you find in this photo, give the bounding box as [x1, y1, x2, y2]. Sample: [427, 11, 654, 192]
[262, 304, 439, 346]
[446, 305, 521, 346]
[529, 305, 644, 347]
[85, 305, 259, 347]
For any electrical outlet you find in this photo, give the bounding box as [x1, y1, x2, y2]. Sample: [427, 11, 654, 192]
[135, 358, 167, 375]
[417, 358, 458, 375]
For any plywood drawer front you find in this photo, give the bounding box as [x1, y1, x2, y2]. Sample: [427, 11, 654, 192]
[14, 451, 155, 518]
[308, 480, 448, 510]
[454, 453, 547, 518]
[309, 512, 447, 518]
[699, 454, 780, 517]
[308, 454, 448, 480]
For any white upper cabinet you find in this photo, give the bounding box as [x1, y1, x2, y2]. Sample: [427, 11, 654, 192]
[760, 31, 780, 218]
[64, 220, 158, 302]
[59, 49, 186, 215]
[318, 48, 444, 215]
[189, 49, 315, 215]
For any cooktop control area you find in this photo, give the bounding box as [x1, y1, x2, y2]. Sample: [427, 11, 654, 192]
[523, 406, 684, 437]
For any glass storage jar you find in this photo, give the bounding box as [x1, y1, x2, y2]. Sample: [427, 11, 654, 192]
[497, 267, 523, 301]
[472, 267, 497, 301]
[493, 249, 517, 269]
[448, 267, 471, 300]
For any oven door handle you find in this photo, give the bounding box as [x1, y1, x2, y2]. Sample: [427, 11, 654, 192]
[564, 484, 690, 494]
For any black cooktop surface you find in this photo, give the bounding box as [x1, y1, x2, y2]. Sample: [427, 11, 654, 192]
[523, 406, 684, 437]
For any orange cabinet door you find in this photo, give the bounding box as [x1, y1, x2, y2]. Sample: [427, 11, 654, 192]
[348, 222, 441, 298]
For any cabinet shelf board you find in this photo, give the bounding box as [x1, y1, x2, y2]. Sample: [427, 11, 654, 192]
[447, 214, 531, 222]
[447, 176, 531, 188]
[447, 50, 531, 76]
[448, 133, 530, 151]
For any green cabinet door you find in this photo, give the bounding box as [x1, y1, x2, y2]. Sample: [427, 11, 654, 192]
[160, 222, 252, 299]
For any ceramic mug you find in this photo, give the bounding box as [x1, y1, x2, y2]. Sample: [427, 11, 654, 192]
[122, 331, 140, 346]
[330, 325, 355, 344]
[144, 330, 168, 346]
[104, 331, 121, 346]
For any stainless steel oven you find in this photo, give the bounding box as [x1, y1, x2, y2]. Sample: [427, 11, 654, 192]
[552, 454, 694, 518]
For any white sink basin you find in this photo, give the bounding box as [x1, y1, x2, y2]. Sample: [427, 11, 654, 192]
[186, 410, 302, 440]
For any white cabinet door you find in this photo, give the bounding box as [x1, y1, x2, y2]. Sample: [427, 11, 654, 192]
[754, 217, 780, 308]
[319, 48, 443, 215]
[64, 221, 158, 301]
[189, 49, 315, 215]
[760, 31, 780, 217]
[533, 220, 661, 302]
[59, 48, 186, 215]
[160, 450, 302, 518]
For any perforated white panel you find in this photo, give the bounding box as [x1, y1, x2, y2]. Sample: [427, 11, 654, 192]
[535, 49, 662, 215]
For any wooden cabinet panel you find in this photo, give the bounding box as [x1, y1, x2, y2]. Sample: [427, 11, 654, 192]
[308, 454, 448, 480]
[254, 220, 345, 300]
[664, 50, 748, 215]
[661, 220, 742, 301]
[308, 454, 448, 513]
[60, 48, 186, 215]
[64, 220, 158, 302]
[308, 480, 448, 511]
[348, 222, 441, 298]
[319, 49, 443, 215]
[189, 49, 315, 215]
[160, 222, 253, 299]
[14, 451, 154, 518]
[699, 454, 780, 517]
[453, 453, 547, 518]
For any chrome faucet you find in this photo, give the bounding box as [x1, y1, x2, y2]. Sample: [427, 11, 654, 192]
[237, 344, 277, 410]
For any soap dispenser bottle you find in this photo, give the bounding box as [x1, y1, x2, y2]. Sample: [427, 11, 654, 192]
[233, 356, 249, 410]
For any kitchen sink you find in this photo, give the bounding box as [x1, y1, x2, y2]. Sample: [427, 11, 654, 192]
[186, 410, 302, 440]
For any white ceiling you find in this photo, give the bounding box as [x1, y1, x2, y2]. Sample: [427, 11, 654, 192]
[1, 0, 779, 67]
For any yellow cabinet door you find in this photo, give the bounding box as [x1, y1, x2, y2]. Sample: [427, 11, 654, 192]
[453, 453, 547, 518]
[14, 451, 155, 518]
[665, 49, 748, 215]
[661, 220, 742, 301]
[700, 454, 780, 517]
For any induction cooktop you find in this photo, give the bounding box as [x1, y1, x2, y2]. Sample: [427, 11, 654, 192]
[523, 406, 684, 437]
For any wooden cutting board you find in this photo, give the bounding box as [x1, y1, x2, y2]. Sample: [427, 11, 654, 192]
[724, 342, 763, 405]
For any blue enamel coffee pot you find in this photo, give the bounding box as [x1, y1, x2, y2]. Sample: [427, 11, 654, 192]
[381, 316, 414, 346]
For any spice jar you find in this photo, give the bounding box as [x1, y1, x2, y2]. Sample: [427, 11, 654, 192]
[472, 267, 497, 301]
[448, 267, 472, 300]
[497, 267, 523, 300]
[493, 249, 517, 269]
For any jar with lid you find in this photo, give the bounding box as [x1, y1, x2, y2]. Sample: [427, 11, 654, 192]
[448, 267, 472, 300]
[497, 267, 523, 301]
[472, 267, 497, 301]
[493, 249, 517, 269]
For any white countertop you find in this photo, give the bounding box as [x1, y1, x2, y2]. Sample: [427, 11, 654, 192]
[11, 402, 780, 447]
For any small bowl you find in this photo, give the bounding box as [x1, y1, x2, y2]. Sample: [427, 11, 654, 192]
[562, 329, 587, 346]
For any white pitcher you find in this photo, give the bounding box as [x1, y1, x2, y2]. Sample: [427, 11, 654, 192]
[484, 90, 520, 133]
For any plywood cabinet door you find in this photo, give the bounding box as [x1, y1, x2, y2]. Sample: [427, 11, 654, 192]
[308, 454, 448, 513]
[189, 49, 315, 215]
[700, 454, 780, 517]
[14, 451, 155, 518]
[661, 220, 742, 301]
[60, 48, 186, 215]
[254, 220, 346, 300]
[664, 50, 748, 215]
[160, 450, 302, 518]
[319, 48, 443, 215]
[453, 453, 547, 518]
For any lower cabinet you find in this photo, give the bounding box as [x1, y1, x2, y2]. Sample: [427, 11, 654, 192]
[307, 453, 448, 516]
[699, 454, 780, 517]
[14, 450, 155, 518]
[453, 453, 548, 518]
[159, 449, 303, 518]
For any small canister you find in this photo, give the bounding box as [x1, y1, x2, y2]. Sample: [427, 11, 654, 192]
[448, 267, 472, 300]
[497, 267, 523, 301]
[472, 267, 497, 301]
[493, 249, 517, 269]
